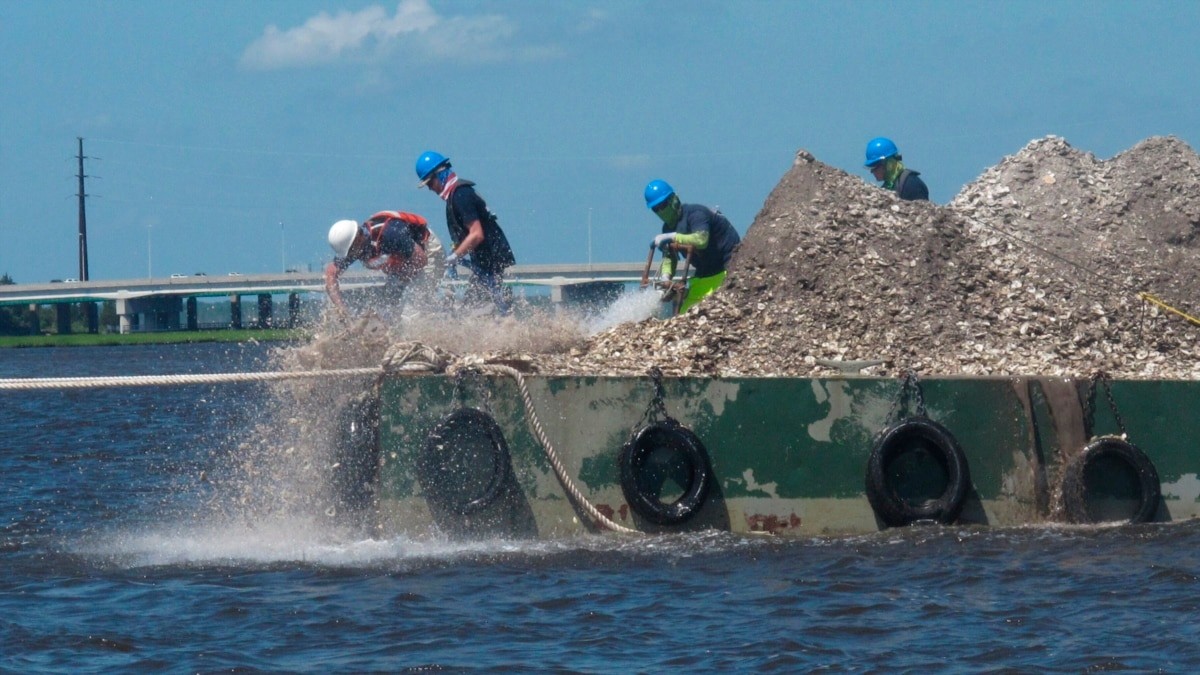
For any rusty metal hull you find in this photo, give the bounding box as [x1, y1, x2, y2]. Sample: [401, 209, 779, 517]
[372, 375, 1200, 538]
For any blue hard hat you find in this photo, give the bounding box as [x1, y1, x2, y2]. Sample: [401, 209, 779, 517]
[864, 137, 899, 167]
[644, 179, 675, 209]
[415, 150, 449, 185]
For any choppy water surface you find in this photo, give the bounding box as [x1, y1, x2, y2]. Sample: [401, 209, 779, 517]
[3, 343, 1200, 672]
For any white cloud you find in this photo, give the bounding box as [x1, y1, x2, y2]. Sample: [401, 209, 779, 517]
[608, 154, 653, 170]
[240, 0, 556, 70]
[576, 8, 610, 33]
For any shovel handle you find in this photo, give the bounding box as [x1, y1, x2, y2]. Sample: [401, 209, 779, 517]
[640, 246, 655, 288]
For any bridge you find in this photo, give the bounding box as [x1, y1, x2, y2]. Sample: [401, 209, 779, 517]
[0, 262, 648, 334]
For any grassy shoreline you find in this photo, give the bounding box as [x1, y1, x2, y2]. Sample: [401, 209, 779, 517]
[0, 329, 310, 348]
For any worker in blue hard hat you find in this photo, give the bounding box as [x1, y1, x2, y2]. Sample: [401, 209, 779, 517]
[864, 137, 929, 201]
[643, 179, 741, 313]
[415, 150, 516, 316]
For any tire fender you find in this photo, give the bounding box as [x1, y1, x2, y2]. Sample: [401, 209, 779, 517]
[419, 408, 511, 515]
[865, 417, 970, 527]
[330, 395, 381, 515]
[1061, 436, 1160, 524]
[619, 420, 713, 526]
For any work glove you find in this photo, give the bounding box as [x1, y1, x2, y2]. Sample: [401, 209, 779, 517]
[444, 252, 460, 279]
[652, 232, 676, 251]
[658, 273, 672, 284]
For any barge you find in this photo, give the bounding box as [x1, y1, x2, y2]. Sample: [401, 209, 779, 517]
[332, 368, 1198, 539]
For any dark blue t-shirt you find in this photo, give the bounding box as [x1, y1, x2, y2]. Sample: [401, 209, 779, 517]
[445, 181, 515, 274]
[896, 170, 929, 201]
[664, 204, 741, 278]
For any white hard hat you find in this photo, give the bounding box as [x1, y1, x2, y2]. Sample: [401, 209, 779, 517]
[328, 219, 360, 258]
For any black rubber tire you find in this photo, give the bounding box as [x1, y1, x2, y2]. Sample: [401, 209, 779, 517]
[419, 408, 511, 515]
[330, 395, 381, 515]
[619, 420, 713, 526]
[865, 417, 970, 527]
[1061, 437, 1161, 525]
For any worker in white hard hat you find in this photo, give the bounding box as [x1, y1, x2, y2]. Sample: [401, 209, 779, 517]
[324, 210, 444, 319]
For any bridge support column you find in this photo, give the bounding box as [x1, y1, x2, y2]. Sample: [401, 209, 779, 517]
[27, 304, 39, 335]
[257, 294, 273, 328]
[230, 295, 242, 329]
[186, 297, 198, 331]
[55, 304, 71, 335]
[115, 298, 133, 334]
[288, 293, 300, 328]
[85, 303, 98, 334]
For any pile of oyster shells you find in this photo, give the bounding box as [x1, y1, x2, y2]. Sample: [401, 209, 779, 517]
[536, 136, 1200, 379]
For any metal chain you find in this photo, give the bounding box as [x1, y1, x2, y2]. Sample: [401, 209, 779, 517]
[884, 370, 927, 424]
[634, 366, 673, 430]
[452, 368, 470, 409]
[1087, 371, 1128, 438]
[451, 366, 495, 416]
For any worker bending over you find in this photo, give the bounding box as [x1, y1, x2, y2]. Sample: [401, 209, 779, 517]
[324, 210, 443, 319]
[644, 179, 741, 313]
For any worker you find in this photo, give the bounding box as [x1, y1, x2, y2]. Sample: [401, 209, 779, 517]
[864, 137, 929, 201]
[324, 210, 443, 319]
[415, 150, 516, 316]
[643, 179, 741, 313]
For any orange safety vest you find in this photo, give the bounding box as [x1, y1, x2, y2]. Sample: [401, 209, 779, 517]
[361, 211, 430, 279]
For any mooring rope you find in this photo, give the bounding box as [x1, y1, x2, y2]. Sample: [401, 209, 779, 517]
[471, 363, 641, 536]
[0, 363, 443, 390]
[0, 339, 636, 535]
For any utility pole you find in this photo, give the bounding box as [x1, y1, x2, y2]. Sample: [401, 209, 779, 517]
[76, 137, 89, 281]
[77, 138, 99, 333]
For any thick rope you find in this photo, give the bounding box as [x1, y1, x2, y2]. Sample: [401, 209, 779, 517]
[0, 364, 444, 390]
[472, 363, 641, 536]
[0, 340, 450, 391]
[1, 340, 636, 535]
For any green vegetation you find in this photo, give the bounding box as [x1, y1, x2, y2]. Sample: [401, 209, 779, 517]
[0, 328, 310, 348]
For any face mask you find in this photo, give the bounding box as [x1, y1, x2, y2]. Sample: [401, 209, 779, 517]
[655, 196, 681, 226]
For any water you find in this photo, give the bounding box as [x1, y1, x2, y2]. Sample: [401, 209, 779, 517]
[4, 343, 1200, 672]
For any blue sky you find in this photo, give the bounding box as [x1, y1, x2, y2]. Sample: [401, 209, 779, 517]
[2, 1, 1198, 283]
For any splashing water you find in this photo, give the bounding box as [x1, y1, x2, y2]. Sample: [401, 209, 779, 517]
[584, 287, 666, 335]
[150, 289, 667, 563]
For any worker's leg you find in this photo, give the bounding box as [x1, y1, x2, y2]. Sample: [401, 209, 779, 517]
[469, 270, 512, 316]
[679, 271, 727, 313]
[378, 277, 409, 321]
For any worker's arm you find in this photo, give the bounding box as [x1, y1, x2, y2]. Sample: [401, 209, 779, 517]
[324, 260, 350, 318]
[671, 230, 709, 250]
[657, 250, 677, 281]
[451, 219, 485, 257]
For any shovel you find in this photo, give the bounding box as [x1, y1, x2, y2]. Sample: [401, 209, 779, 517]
[641, 243, 694, 315]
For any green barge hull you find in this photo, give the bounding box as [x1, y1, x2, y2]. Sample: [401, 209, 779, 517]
[358, 374, 1200, 538]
